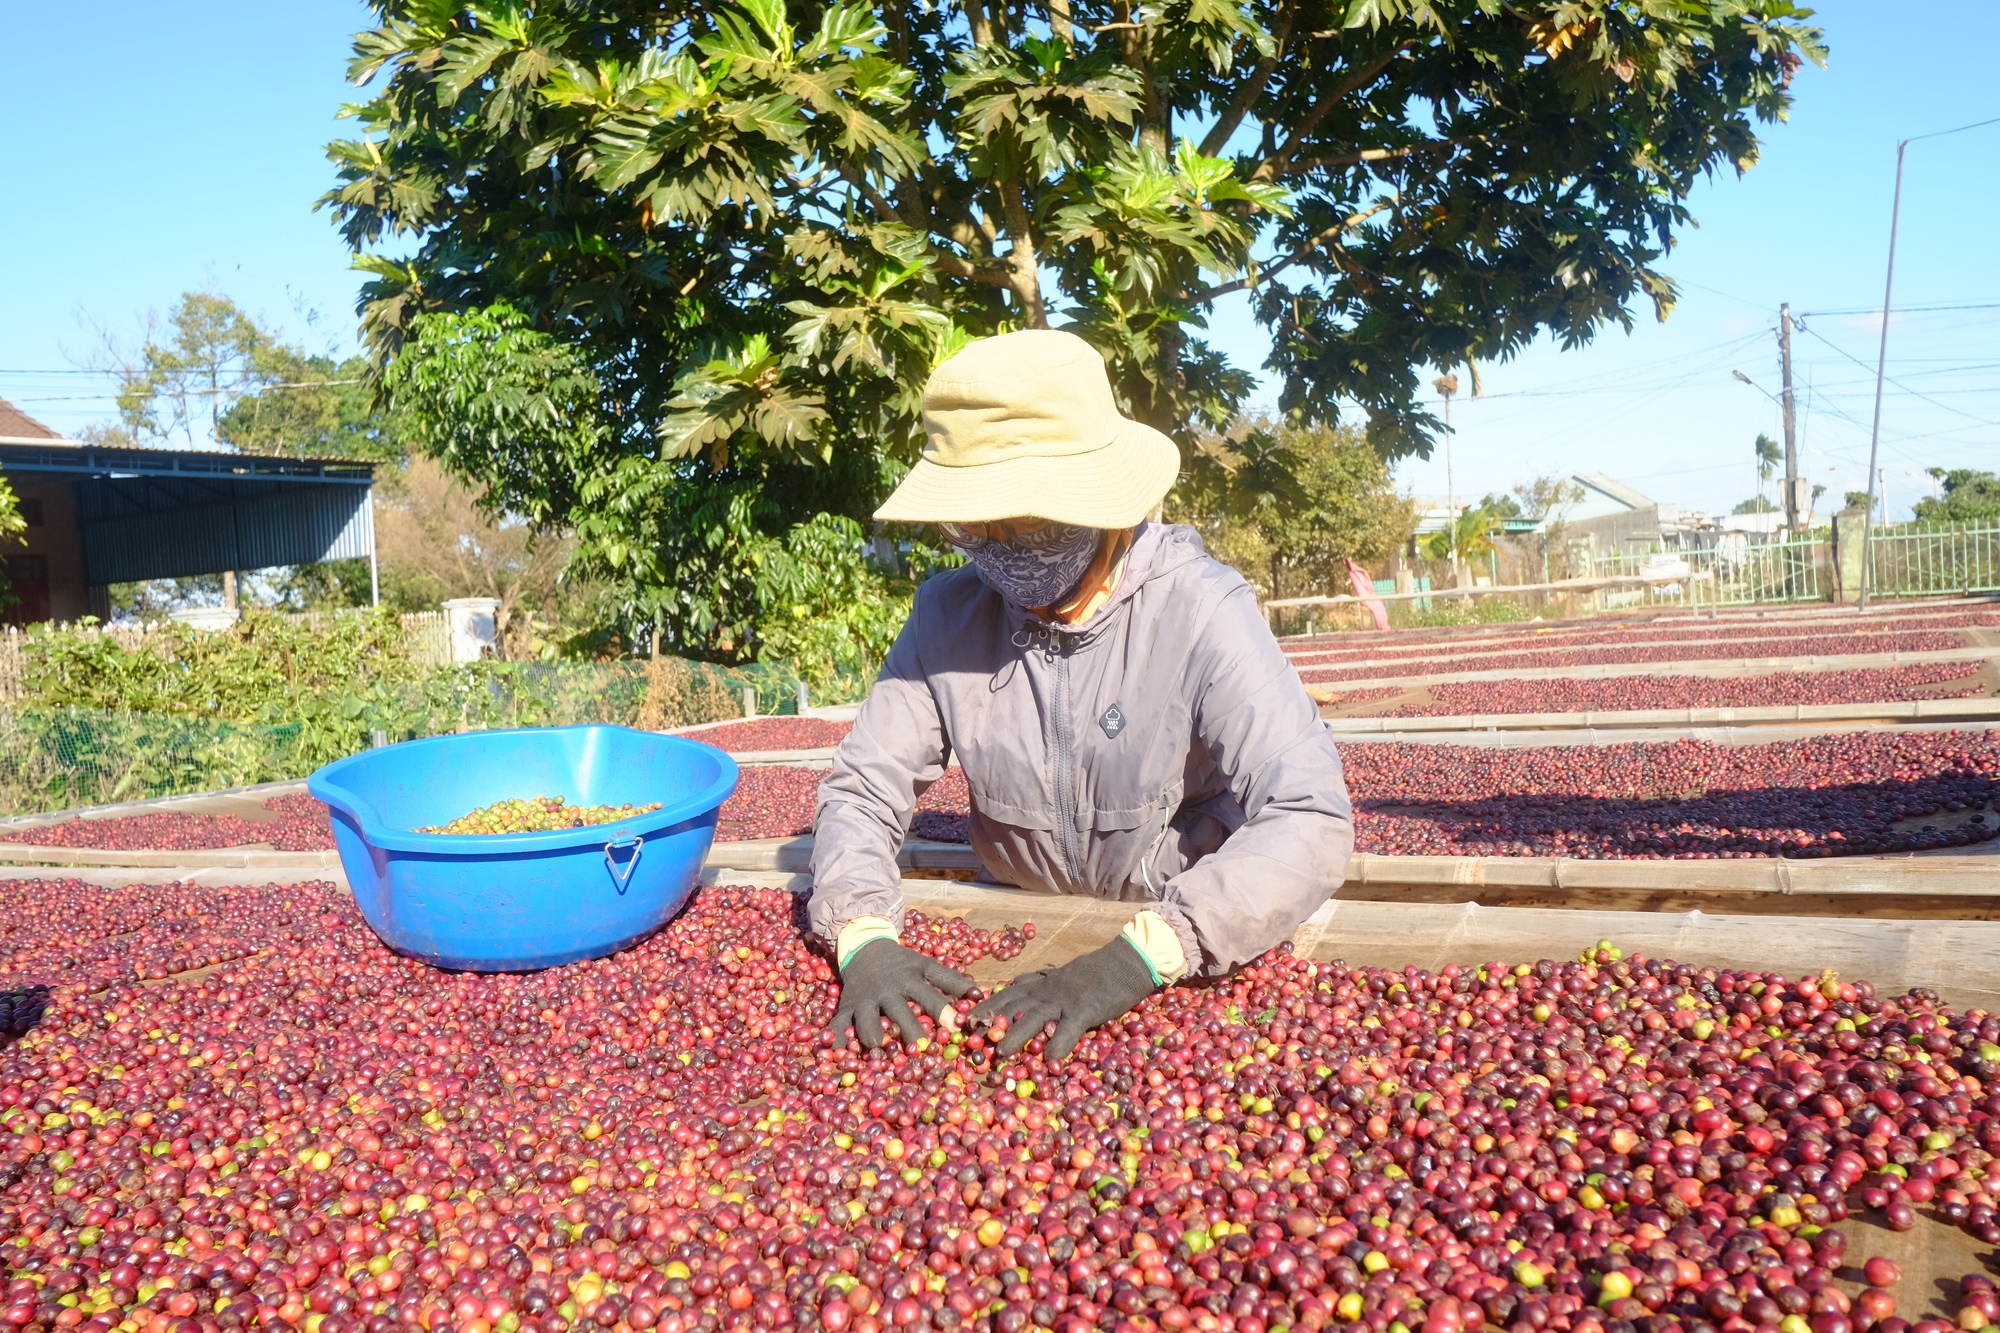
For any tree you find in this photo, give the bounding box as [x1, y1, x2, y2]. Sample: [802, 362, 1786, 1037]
[1168, 419, 1414, 601]
[1732, 495, 1778, 515]
[1476, 493, 1522, 520]
[220, 349, 400, 460]
[79, 291, 396, 459]
[1915, 468, 2000, 523]
[0, 481, 24, 616]
[367, 457, 573, 648]
[1512, 476, 1585, 524]
[1754, 431, 1783, 498]
[326, 0, 1823, 648]
[1843, 490, 1874, 514]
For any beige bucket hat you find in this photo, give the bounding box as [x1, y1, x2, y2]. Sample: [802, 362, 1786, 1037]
[873, 329, 1182, 527]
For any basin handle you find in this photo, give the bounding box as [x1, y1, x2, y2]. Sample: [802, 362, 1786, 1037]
[604, 834, 644, 894]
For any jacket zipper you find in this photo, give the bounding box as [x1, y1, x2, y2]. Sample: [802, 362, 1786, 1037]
[1048, 633, 1084, 885]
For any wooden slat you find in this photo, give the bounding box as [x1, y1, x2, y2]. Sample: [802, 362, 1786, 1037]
[703, 838, 2000, 917]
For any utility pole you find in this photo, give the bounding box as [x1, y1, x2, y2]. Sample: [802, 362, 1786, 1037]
[1778, 304, 1800, 534]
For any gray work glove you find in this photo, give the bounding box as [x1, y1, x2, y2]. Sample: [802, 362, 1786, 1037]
[972, 937, 1158, 1060]
[830, 938, 973, 1050]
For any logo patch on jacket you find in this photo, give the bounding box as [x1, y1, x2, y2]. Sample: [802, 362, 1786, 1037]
[1099, 704, 1127, 739]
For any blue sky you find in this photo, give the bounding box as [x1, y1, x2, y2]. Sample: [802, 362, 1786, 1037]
[2, 1, 1994, 521]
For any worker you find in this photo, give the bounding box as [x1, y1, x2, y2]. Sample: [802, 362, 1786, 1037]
[813, 330, 1354, 1060]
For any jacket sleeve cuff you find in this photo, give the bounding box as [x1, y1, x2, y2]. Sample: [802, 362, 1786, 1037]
[835, 916, 901, 970]
[1121, 909, 1190, 986]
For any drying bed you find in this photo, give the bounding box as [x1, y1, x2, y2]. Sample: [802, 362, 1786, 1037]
[705, 732, 2000, 860]
[1372, 668, 1988, 719]
[8, 875, 2000, 1333]
[1292, 632, 1979, 687]
[1280, 606, 2000, 663]
[0, 798, 335, 855]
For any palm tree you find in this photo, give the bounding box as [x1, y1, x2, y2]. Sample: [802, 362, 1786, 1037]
[1754, 433, 1783, 502]
[1418, 506, 1499, 564]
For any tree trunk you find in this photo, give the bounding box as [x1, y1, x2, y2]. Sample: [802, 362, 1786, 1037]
[998, 181, 1047, 327]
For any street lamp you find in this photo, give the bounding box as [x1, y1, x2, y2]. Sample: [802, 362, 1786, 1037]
[1857, 113, 2000, 609]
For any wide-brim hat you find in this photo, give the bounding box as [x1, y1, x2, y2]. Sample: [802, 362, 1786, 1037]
[874, 329, 1181, 527]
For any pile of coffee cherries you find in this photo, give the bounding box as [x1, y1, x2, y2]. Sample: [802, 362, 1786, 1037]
[0, 798, 336, 854]
[1386, 667, 1986, 719]
[0, 880, 335, 989]
[7, 880, 2000, 1333]
[1339, 731, 2000, 859]
[687, 722, 855, 755]
[419, 800, 666, 837]
[900, 911, 1033, 969]
[1314, 690, 1408, 710]
[717, 771, 969, 844]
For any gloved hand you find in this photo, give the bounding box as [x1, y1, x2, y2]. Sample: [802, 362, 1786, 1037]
[830, 938, 973, 1050]
[972, 937, 1158, 1060]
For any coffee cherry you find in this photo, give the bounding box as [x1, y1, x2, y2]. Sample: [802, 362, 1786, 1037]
[1867, 1258, 1904, 1288]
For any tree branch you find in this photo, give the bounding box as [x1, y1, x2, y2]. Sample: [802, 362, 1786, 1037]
[1284, 137, 1480, 177]
[1197, 0, 1297, 159]
[1193, 194, 1397, 301]
[930, 252, 1016, 288]
[837, 165, 908, 228]
[1249, 43, 1411, 183]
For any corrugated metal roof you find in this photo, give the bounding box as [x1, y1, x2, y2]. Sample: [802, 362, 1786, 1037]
[0, 441, 372, 483]
[1574, 472, 1657, 512]
[75, 476, 374, 584]
[2, 439, 377, 583]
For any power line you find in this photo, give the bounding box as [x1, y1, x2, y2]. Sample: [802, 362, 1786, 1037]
[11, 379, 364, 404]
[1796, 323, 2000, 429]
[1795, 300, 2000, 318]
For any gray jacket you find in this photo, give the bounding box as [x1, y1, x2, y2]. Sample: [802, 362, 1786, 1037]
[809, 523, 1354, 978]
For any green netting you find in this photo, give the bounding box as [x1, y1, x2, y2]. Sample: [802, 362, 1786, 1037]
[0, 707, 307, 815]
[0, 652, 872, 817]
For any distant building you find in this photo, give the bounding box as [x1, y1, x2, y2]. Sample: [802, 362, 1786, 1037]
[0, 397, 377, 625]
[1557, 472, 1707, 556]
[1719, 511, 1787, 536]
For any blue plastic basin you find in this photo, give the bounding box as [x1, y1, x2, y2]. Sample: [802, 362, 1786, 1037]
[307, 726, 739, 971]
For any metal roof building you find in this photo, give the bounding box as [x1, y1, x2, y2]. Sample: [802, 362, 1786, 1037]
[0, 398, 376, 624]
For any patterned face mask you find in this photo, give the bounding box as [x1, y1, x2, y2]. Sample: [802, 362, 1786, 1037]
[959, 522, 1101, 609]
